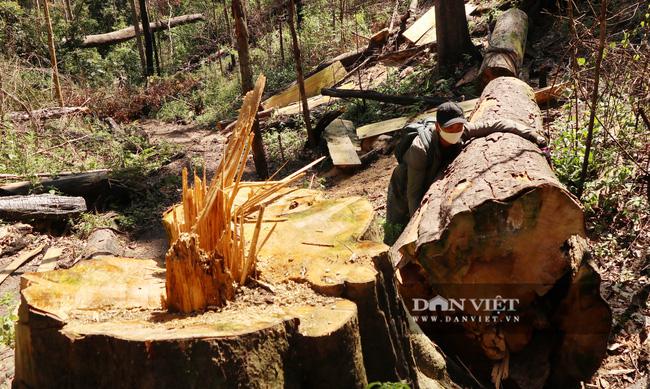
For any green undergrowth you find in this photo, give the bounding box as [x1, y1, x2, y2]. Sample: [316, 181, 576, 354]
[0, 292, 17, 347]
[550, 94, 648, 266]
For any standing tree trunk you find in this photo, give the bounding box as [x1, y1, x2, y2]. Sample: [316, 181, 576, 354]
[577, 0, 608, 198]
[153, 30, 162, 75]
[434, 0, 479, 74]
[287, 0, 316, 148]
[64, 0, 73, 19]
[150, 5, 162, 75]
[232, 0, 268, 178]
[221, 0, 231, 36]
[166, 0, 174, 66]
[138, 0, 155, 77]
[128, 0, 147, 76]
[43, 0, 63, 107]
[278, 17, 285, 63]
[59, 0, 68, 22]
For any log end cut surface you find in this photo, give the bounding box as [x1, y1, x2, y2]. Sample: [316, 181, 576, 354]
[415, 133, 584, 300]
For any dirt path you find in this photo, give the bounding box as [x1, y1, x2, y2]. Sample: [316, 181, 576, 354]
[139, 119, 228, 175]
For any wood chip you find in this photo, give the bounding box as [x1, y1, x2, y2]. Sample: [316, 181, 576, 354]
[324, 119, 362, 167]
[37, 247, 64, 273]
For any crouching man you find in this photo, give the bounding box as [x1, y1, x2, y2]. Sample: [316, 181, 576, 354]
[384, 101, 547, 245]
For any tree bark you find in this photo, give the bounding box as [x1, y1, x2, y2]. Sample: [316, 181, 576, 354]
[138, 0, 155, 77]
[0, 170, 123, 204]
[434, 0, 478, 74]
[152, 28, 162, 75]
[0, 194, 86, 221]
[321, 87, 445, 106]
[79, 14, 205, 49]
[287, 0, 316, 148]
[232, 0, 268, 178]
[13, 190, 456, 388]
[128, 0, 147, 75]
[63, 0, 73, 20]
[393, 77, 610, 388]
[278, 17, 285, 63]
[478, 8, 528, 86]
[43, 0, 64, 107]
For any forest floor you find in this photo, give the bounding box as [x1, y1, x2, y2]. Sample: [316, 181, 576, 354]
[1, 0, 648, 387]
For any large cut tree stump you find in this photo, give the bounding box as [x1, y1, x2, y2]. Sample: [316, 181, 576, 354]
[479, 8, 528, 85]
[14, 188, 457, 388]
[393, 77, 611, 388]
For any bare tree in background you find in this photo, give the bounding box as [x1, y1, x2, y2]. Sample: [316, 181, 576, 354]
[138, 0, 155, 77]
[43, 0, 63, 106]
[232, 0, 269, 178]
[434, 0, 479, 74]
[287, 0, 316, 148]
[128, 0, 147, 76]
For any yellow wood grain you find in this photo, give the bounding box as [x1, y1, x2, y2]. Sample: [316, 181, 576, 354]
[263, 61, 347, 110]
[324, 119, 361, 166]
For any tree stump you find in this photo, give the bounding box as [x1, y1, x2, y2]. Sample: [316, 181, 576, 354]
[392, 77, 611, 388]
[479, 8, 528, 85]
[14, 189, 456, 388]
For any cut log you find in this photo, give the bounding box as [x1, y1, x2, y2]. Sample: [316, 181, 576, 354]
[309, 49, 366, 78]
[79, 14, 205, 48]
[479, 8, 528, 85]
[402, 4, 476, 47]
[392, 77, 610, 387]
[533, 81, 570, 105]
[322, 87, 445, 106]
[6, 106, 89, 122]
[403, 6, 436, 45]
[0, 170, 112, 200]
[13, 188, 455, 388]
[0, 194, 86, 221]
[262, 61, 347, 110]
[323, 119, 361, 167]
[37, 246, 63, 272]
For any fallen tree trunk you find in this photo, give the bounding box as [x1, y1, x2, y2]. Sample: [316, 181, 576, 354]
[392, 77, 610, 388]
[308, 49, 366, 77]
[479, 8, 528, 85]
[0, 194, 86, 221]
[0, 170, 113, 200]
[79, 14, 205, 48]
[6, 106, 89, 122]
[13, 188, 460, 388]
[321, 87, 445, 106]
